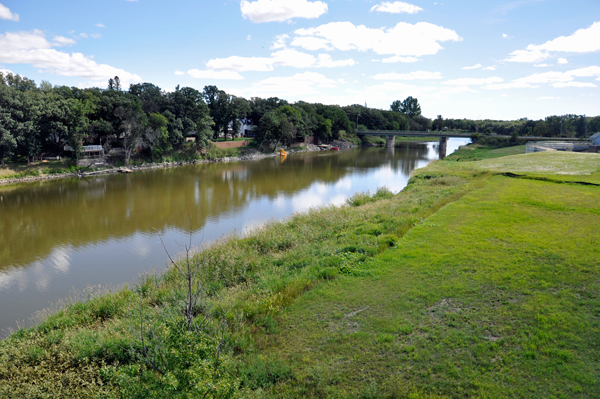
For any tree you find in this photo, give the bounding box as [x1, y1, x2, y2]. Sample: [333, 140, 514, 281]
[115, 100, 147, 165]
[391, 96, 422, 119]
[227, 96, 250, 140]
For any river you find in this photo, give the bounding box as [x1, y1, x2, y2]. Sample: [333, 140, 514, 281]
[0, 138, 469, 337]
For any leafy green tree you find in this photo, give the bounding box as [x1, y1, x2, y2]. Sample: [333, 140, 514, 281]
[391, 96, 422, 119]
[115, 100, 147, 165]
[0, 108, 17, 165]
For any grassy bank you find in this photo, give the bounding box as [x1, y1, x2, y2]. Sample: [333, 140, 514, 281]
[1, 147, 599, 398]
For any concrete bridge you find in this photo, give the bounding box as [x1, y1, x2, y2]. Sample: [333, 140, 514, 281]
[356, 130, 588, 150]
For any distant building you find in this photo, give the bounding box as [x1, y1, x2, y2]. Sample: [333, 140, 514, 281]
[227, 118, 254, 137]
[590, 132, 600, 146]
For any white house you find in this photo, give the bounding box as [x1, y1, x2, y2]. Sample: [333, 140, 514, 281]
[227, 118, 254, 137]
[590, 132, 600, 145]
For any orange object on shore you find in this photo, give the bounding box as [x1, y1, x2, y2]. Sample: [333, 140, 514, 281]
[279, 148, 288, 156]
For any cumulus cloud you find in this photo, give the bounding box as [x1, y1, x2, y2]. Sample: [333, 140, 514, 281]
[290, 36, 331, 51]
[443, 77, 503, 86]
[484, 66, 600, 90]
[506, 21, 600, 62]
[557, 58, 568, 64]
[241, 0, 328, 23]
[381, 56, 420, 63]
[293, 21, 461, 57]
[174, 70, 185, 75]
[372, 71, 442, 80]
[206, 49, 355, 71]
[552, 81, 596, 88]
[534, 63, 551, 67]
[237, 72, 338, 97]
[0, 3, 18, 21]
[187, 69, 244, 80]
[0, 30, 141, 85]
[271, 34, 289, 49]
[370, 2, 423, 14]
[462, 63, 481, 70]
[440, 86, 476, 94]
[95, 23, 105, 28]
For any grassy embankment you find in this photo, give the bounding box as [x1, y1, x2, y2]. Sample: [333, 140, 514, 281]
[1, 144, 599, 398]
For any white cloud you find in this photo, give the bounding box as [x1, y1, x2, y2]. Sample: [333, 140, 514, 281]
[315, 54, 356, 68]
[462, 63, 481, 70]
[370, 2, 423, 14]
[206, 49, 355, 71]
[207, 55, 274, 72]
[293, 21, 461, 57]
[271, 49, 317, 68]
[271, 34, 289, 49]
[483, 66, 496, 71]
[247, 35, 251, 41]
[502, 33, 509, 39]
[95, 23, 105, 28]
[483, 66, 600, 90]
[90, 33, 102, 39]
[557, 57, 568, 64]
[0, 3, 19, 21]
[440, 86, 476, 94]
[174, 70, 185, 75]
[237, 72, 337, 97]
[534, 63, 551, 67]
[372, 71, 442, 80]
[381, 56, 420, 63]
[552, 81, 597, 88]
[52, 36, 77, 46]
[443, 77, 503, 86]
[240, 0, 328, 23]
[506, 21, 600, 63]
[0, 30, 141, 85]
[187, 69, 244, 80]
[290, 36, 331, 51]
[538, 96, 559, 100]
[484, 82, 537, 90]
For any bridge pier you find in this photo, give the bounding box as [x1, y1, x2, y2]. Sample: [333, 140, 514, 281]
[439, 136, 448, 159]
[386, 135, 396, 148]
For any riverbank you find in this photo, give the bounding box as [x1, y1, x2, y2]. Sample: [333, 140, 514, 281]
[0, 140, 357, 186]
[1, 147, 598, 398]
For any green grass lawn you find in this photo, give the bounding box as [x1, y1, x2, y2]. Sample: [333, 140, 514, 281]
[444, 144, 526, 162]
[248, 174, 600, 398]
[0, 159, 74, 180]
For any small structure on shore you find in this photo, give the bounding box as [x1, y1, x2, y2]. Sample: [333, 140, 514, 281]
[526, 141, 593, 154]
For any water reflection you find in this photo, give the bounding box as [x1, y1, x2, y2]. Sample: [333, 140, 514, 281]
[0, 139, 469, 336]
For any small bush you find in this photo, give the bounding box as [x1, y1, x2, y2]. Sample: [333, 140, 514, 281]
[239, 357, 294, 390]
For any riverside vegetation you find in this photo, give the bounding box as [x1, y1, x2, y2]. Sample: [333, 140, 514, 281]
[1, 143, 599, 398]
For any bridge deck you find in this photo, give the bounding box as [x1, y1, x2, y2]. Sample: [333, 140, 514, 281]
[357, 131, 588, 141]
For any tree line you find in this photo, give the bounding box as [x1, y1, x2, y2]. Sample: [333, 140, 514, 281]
[1, 72, 598, 166]
[432, 114, 600, 138]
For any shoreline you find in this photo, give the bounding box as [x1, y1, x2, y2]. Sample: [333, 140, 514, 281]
[0, 141, 358, 186]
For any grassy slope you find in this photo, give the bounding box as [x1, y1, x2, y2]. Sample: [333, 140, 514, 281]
[250, 174, 600, 398]
[444, 144, 527, 162]
[242, 151, 600, 398]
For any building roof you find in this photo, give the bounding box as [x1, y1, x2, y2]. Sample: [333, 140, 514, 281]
[590, 132, 600, 140]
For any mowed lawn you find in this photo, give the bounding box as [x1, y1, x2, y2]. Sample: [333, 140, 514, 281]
[249, 174, 600, 398]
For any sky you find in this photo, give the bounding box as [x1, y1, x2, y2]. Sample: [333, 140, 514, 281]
[0, 0, 599, 120]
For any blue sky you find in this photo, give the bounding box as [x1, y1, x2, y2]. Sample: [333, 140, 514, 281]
[1, 0, 599, 120]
